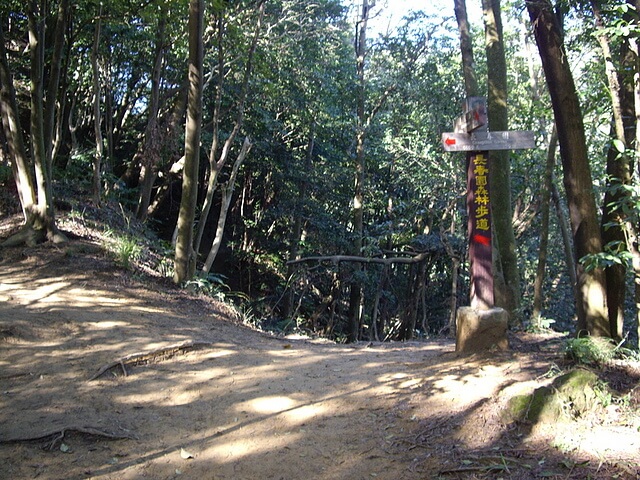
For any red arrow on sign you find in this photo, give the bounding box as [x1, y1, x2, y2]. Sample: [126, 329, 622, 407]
[444, 137, 456, 146]
[472, 234, 490, 246]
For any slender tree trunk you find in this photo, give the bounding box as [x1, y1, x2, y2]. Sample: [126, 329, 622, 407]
[284, 122, 315, 319]
[593, 1, 634, 341]
[0, 22, 37, 218]
[347, 0, 370, 343]
[174, 0, 204, 284]
[193, 14, 224, 255]
[398, 259, 430, 341]
[527, 0, 609, 337]
[550, 181, 578, 293]
[628, 27, 640, 347]
[0, 3, 66, 246]
[483, 0, 521, 322]
[136, 7, 167, 221]
[44, 0, 68, 168]
[193, 2, 264, 257]
[200, 137, 252, 276]
[454, 0, 479, 97]
[91, 6, 103, 205]
[29, 2, 51, 232]
[371, 265, 389, 341]
[533, 127, 557, 321]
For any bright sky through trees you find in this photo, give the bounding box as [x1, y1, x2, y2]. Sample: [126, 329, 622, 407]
[366, 0, 483, 36]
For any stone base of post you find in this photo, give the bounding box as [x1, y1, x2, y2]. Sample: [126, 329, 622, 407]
[455, 306, 509, 353]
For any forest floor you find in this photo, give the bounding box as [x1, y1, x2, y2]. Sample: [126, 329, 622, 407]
[1, 213, 640, 479]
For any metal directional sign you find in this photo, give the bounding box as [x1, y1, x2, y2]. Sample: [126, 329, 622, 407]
[441, 130, 535, 152]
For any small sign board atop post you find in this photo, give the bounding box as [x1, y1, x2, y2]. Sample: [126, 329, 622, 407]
[454, 97, 488, 134]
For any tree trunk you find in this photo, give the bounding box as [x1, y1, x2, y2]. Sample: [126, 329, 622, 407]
[174, 0, 204, 284]
[593, 0, 634, 341]
[397, 259, 430, 341]
[200, 137, 252, 276]
[454, 0, 479, 97]
[91, 6, 103, 205]
[550, 181, 578, 293]
[0, 4, 66, 246]
[527, 0, 609, 337]
[532, 127, 557, 321]
[193, 2, 264, 257]
[629, 28, 640, 347]
[0, 22, 37, 219]
[29, 2, 52, 233]
[44, 0, 69, 168]
[284, 122, 315, 319]
[193, 13, 225, 256]
[347, 0, 370, 343]
[483, 0, 521, 322]
[371, 265, 389, 341]
[136, 7, 167, 221]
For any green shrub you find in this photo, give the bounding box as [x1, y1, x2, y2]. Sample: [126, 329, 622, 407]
[115, 236, 141, 270]
[565, 337, 617, 366]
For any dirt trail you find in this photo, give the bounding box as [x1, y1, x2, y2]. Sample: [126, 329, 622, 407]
[1, 243, 638, 480]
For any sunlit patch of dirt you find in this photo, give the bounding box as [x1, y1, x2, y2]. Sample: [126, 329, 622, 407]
[0, 241, 638, 480]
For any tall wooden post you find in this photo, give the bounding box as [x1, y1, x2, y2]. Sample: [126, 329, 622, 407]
[442, 96, 534, 351]
[467, 150, 493, 309]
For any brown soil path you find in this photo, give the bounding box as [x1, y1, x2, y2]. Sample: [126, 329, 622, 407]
[1, 243, 638, 479]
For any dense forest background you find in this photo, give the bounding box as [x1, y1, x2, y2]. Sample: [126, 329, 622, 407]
[1, 0, 639, 346]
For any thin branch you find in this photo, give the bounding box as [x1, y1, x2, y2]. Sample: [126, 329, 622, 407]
[287, 252, 430, 266]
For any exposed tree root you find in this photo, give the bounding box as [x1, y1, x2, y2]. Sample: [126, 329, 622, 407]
[89, 340, 213, 380]
[0, 425, 136, 450]
[1, 224, 68, 247]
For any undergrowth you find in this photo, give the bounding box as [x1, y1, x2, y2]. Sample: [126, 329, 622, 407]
[565, 336, 640, 366]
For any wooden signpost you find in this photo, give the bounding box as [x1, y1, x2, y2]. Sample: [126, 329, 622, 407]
[442, 97, 534, 350]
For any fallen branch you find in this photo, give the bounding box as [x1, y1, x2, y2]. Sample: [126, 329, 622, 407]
[0, 425, 136, 450]
[89, 340, 212, 380]
[287, 252, 430, 266]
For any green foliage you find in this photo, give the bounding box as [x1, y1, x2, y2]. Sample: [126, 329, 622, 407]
[104, 233, 142, 270]
[563, 336, 640, 366]
[0, 163, 12, 185]
[184, 274, 228, 299]
[184, 274, 249, 305]
[527, 316, 557, 333]
[6, 0, 633, 341]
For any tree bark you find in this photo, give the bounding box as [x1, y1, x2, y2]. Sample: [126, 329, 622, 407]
[193, 2, 264, 257]
[347, 0, 370, 343]
[0, 4, 66, 246]
[284, 122, 315, 319]
[483, 0, 521, 322]
[44, 0, 69, 168]
[136, 6, 167, 222]
[593, 0, 634, 341]
[174, 0, 204, 284]
[0, 23, 37, 222]
[628, 14, 640, 347]
[526, 0, 609, 337]
[454, 0, 479, 97]
[91, 6, 103, 205]
[200, 137, 252, 276]
[532, 127, 557, 321]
